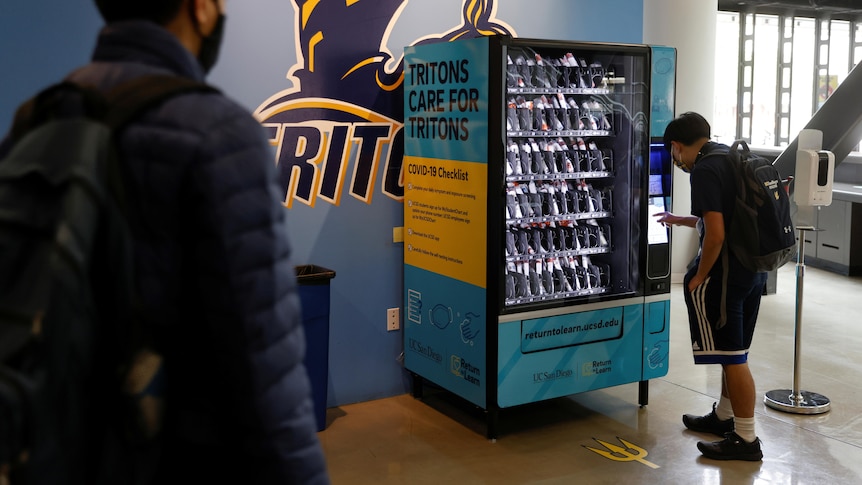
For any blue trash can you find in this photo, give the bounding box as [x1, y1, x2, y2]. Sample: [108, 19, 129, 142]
[295, 264, 335, 432]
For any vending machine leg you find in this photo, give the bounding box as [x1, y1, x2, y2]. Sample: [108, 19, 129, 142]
[639, 380, 649, 407]
[411, 372, 424, 399]
[486, 408, 499, 441]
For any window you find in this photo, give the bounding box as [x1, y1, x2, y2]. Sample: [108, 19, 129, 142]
[715, 10, 862, 152]
[713, 13, 739, 144]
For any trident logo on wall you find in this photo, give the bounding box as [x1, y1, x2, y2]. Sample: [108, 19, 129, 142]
[254, 0, 514, 208]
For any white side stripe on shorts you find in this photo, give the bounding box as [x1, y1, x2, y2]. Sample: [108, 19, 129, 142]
[691, 276, 715, 351]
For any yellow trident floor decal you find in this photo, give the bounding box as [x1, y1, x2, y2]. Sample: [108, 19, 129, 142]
[584, 437, 660, 469]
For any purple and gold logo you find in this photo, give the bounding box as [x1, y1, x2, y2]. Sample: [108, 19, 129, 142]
[254, 0, 514, 208]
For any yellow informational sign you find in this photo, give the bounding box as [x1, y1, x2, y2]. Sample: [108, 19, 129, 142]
[404, 155, 487, 289]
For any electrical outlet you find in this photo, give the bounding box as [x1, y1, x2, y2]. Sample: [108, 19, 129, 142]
[387, 307, 400, 331]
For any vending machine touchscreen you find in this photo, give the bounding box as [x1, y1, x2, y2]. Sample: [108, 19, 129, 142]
[647, 195, 668, 245]
[645, 143, 671, 289]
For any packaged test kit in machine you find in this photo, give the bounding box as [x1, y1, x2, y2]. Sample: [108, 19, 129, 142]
[403, 36, 676, 438]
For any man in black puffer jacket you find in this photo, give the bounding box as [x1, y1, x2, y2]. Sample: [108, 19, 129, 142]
[27, 1, 330, 483]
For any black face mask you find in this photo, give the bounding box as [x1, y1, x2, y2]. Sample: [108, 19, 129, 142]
[198, 12, 225, 74]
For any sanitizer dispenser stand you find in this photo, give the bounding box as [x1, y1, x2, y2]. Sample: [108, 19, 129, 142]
[765, 128, 833, 415]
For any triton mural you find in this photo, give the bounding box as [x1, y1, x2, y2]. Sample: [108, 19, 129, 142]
[254, 0, 515, 208]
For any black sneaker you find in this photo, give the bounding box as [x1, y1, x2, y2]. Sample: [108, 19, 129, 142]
[682, 403, 734, 437]
[697, 432, 763, 461]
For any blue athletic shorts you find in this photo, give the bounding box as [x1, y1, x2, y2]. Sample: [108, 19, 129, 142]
[683, 255, 767, 365]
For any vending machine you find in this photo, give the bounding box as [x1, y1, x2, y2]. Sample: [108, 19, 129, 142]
[403, 36, 675, 438]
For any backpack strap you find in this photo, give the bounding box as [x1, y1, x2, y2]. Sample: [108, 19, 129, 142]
[7, 82, 108, 146]
[729, 139, 751, 156]
[100, 76, 219, 384]
[693, 142, 739, 316]
[726, 139, 771, 208]
[104, 75, 218, 131]
[99, 75, 218, 220]
[694, 142, 730, 166]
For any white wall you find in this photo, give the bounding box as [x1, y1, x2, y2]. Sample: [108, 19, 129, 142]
[643, 0, 718, 281]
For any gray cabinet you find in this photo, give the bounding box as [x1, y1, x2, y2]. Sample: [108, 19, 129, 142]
[817, 200, 849, 265]
[803, 200, 862, 275]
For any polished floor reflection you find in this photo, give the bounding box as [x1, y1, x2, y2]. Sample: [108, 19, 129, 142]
[318, 265, 862, 484]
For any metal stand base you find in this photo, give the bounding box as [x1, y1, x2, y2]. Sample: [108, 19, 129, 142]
[763, 226, 831, 416]
[764, 389, 831, 415]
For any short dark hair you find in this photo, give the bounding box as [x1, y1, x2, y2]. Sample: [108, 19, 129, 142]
[94, 0, 184, 25]
[663, 112, 711, 152]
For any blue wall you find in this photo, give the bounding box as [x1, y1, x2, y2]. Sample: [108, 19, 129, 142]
[0, 0, 102, 134]
[1, 0, 644, 407]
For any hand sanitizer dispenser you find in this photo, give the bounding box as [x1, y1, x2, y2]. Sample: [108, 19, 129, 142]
[794, 129, 835, 207]
[795, 150, 835, 206]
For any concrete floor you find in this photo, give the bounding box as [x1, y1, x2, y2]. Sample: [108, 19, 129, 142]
[317, 264, 862, 484]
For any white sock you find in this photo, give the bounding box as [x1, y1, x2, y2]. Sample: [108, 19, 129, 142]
[715, 395, 735, 421]
[734, 416, 757, 443]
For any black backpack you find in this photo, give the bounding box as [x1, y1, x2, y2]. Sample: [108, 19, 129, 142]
[0, 75, 214, 483]
[724, 140, 797, 272]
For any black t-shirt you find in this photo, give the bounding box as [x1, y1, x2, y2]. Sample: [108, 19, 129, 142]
[688, 141, 753, 277]
[690, 141, 734, 227]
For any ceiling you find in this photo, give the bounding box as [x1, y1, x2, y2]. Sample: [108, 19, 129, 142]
[718, 0, 862, 20]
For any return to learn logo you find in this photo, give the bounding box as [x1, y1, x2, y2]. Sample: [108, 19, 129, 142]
[582, 359, 613, 376]
[450, 355, 481, 386]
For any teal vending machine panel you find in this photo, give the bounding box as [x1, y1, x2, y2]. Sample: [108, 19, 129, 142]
[404, 36, 674, 438]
